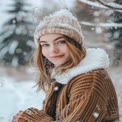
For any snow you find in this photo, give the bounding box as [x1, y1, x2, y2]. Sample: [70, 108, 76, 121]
[78, 0, 122, 13]
[0, 75, 45, 122]
[93, 112, 99, 118]
[100, 1, 122, 9]
[80, 21, 122, 27]
[54, 86, 59, 91]
[78, 0, 107, 9]
[9, 41, 18, 55]
[11, 57, 19, 67]
[0, 0, 14, 28]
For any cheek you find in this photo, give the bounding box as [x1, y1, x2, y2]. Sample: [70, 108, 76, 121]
[63, 46, 69, 53]
[64, 47, 70, 58]
[42, 48, 48, 57]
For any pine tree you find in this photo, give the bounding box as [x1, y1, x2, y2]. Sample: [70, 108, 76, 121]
[0, 0, 35, 67]
[109, 0, 122, 65]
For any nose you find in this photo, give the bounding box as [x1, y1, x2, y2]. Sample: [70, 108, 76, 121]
[50, 45, 59, 53]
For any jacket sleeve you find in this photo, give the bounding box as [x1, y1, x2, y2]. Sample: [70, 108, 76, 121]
[18, 108, 54, 122]
[55, 69, 108, 122]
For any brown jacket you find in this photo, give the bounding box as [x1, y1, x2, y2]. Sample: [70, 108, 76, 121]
[42, 48, 119, 122]
[43, 69, 119, 122]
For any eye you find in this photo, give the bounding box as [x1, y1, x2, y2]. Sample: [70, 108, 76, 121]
[40, 43, 49, 47]
[57, 40, 66, 44]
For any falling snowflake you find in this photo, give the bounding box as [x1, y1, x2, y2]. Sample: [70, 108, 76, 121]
[93, 112, 99, 118]
[54, 86, 59, 91]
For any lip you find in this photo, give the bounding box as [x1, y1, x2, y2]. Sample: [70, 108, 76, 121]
[50, 55, 64, 58]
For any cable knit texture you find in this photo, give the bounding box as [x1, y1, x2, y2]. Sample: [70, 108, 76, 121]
[34, 9, 84, 46]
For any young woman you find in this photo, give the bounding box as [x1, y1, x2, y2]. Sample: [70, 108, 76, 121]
[12, 9, 119, 122]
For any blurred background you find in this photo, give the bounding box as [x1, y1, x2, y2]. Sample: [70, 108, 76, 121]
[0, 0, 122, 121]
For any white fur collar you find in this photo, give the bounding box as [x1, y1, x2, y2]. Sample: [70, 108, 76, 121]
[51, 48, 109, 84]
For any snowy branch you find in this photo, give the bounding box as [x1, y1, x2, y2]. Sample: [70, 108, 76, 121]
[78, 0, 122, 13]
[97, 0, 122, 10]
[80, 21, 122, 27]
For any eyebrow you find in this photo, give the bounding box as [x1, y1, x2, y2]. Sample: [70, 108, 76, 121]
[40, 36, 65, 43]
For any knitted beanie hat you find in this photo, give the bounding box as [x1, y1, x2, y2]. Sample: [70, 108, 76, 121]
[34, 9, 84, 46]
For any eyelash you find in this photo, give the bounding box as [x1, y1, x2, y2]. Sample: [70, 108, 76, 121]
[57, 40, 66, 44]
[41, 40, 66, 47]
[41, 44, 49, 47]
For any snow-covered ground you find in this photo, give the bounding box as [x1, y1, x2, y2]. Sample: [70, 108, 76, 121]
[0, 65, 122, 122]
[107, 66, 122, 121]
[0, 66, 46, 122]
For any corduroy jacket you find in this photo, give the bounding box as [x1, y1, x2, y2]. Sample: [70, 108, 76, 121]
[41, 48, 119, 122]
[42, 69, 119, 122]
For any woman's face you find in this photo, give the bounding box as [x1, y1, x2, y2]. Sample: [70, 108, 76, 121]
[39, 33, 71, 66]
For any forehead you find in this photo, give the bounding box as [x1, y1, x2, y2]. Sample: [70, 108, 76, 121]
[39, 33, 65, 42]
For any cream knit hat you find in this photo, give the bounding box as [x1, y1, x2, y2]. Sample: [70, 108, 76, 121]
[34, 9, 84, 46]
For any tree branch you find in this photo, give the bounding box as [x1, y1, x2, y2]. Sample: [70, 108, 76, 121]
[78, 0, 122, 13]
[97, 0, 122, 10]
[80, 21, 122, 27]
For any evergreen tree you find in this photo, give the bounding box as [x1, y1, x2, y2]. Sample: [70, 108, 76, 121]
[109, 0, 122, 65]
[0, 0, 35, 67]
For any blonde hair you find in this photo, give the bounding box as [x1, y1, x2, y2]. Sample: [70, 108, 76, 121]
[33, 35, 86, 92]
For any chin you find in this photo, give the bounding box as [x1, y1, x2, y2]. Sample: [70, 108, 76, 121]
[54, 62, 64, 66]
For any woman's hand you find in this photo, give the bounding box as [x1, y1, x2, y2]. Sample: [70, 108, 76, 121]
[11, 111, 23, 122]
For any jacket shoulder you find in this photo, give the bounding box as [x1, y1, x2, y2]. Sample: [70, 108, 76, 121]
[69, 68, 108, 84]
[67, 68, 110, 96]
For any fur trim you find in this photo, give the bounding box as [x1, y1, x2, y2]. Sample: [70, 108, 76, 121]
[51, 48, 109, 84]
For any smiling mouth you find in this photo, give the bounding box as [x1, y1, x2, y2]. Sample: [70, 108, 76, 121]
[50, 55, 64, 58]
